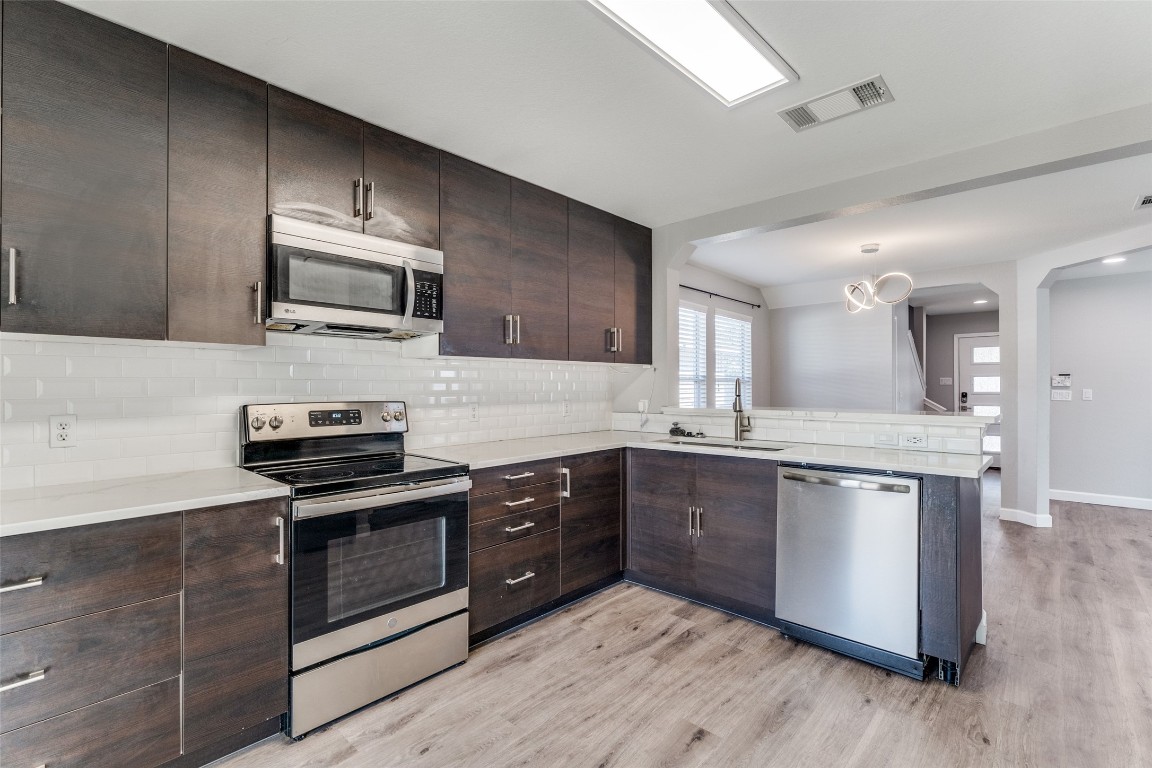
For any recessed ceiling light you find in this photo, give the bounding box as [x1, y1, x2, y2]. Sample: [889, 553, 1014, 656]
[1102, 256, 1127, 264]
[860, 243, 880, 254]
[973, 299, 989, 305]
[589, 0, 797, 107]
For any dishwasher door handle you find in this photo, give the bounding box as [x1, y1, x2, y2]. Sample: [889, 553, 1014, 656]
[781, 471, 911, 494]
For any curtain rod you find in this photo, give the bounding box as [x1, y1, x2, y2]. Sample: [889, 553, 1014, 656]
[679, 284, 762, 309]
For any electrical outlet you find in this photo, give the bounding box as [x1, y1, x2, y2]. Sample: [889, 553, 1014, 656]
[49, 414, 77, 448]
[899, 434, 927, 448]
[638, 399, 649, 414]
[469, 403, 480, 422]
[562, 397, 572, 418]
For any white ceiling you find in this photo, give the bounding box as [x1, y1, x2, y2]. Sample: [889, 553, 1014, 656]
[689, 154, 1152, 286]
[65, 0, 1152, 228]
[909, 284, 999, 316]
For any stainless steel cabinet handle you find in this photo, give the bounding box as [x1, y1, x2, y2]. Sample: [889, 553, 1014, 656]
[273, 516, 285, 565]
[696, 506, 703, 537]
[560, 467, 571, 498]
[365, 180, 375, 220]
[7, 247, 16, 305]
[607, 328, 618, 353]
[504, 522, 536, 533]
[0, 575, 44, 594]
[504, 315, 514, 345]
[504, 497, 535, 508]
[0, 668, 46, 693]
[354, 178, 364, 217]
[505, 571, 535, 585]
[502, 472, 535, 481]
[688, 506, 695, 536]
[781, 471, 911, 494]
[615, 328, 624, 353]
[252, 281, 264, 324]
[514, 315, 521, 344]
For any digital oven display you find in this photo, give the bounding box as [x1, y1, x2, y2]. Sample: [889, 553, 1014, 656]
[308, 409, 363, 427]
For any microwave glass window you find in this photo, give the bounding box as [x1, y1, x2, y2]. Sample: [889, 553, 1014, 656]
[326, 517, 446, 623]
[285, 249, 401, 313]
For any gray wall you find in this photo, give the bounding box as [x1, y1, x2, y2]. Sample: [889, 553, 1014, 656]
[924, 311, 1000, 408]
[1049, 272, 1152, 501]
[769, 301, 895, 410]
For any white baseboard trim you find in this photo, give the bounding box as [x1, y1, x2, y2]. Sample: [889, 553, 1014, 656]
[1049, 489, 1152, 511]
[975, 610, 987, 646]
[999, 507, 1053, 528]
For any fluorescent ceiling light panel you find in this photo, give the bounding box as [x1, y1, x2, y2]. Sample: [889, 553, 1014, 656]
[591, 0, 797, 106]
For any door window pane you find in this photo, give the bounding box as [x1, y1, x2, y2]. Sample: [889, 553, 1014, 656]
[678, 304, 707, 408]
[972, 405, 1001, 417]
[972, 376, 1000, 393]
[972, 346, 1000, 363]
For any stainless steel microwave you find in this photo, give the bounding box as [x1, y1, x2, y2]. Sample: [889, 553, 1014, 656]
[266, 215, 444, 340]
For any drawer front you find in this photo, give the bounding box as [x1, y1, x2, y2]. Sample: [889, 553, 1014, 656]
[469, 458, 561, 496]
[470, 482, 561, 525]
[470, 505, 560, 552]
[0, 594, 181, 733]
[469, 529, 561, 635]
[0, 677, 180, 768]
[0, 513, 182, 635]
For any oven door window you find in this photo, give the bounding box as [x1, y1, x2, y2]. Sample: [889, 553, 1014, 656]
[272, 244, 404, 315]
[293, 492, 468, 645]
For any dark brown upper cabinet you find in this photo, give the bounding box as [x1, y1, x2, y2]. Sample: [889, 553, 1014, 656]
[510, 179, 569, 360]
[363, 125, 441, 249]
[567, 203, 653, 364]
[0, 0, 168, 339]
[268, 88, 442, 249]
[439, 153, 513, 358]
[168, 49, 268, 345]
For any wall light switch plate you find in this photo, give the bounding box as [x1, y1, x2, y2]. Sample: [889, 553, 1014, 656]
[1051, 390, 1072, 401]
[939, 377, 953, 386]
[638, 399, 649, 414]
[1082, 389, 1093, 401]
[49, 414, 77, 448]
[875, 433, 898, 446]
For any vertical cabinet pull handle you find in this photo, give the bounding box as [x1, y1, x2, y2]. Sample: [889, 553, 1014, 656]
[354, 178, 364, 218]
[560, 467, 571, 498]
[688, 506, 695, 536]
[0, 575, 45, 594]
[253, 281, 264, 324]
[7, 248, 16, 305]
[504, 315, 514, 345]
[514, 315, 521, 344]
[365, 181, 375, 220]
[607, 328, 616, 353]
[696, 507, 703, 537]
[616, 328, 623, 353]
[273, 516, 285, 565]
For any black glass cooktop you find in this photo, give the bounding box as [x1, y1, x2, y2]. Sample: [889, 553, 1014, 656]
[255, 452, 467, 498]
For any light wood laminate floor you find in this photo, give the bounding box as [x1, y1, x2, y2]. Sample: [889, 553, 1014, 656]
[216, 472, 1152, 767]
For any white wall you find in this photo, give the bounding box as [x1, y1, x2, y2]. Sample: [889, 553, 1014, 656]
[894, 303, 926, 413]
[924, 311, 1000, 407]
[0, 332, 620, 490]
[1048, 272, 1152, 505]
[768, 301, 895, 410]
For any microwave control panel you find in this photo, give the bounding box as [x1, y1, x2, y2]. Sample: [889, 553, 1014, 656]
[412, 270, 442, 320]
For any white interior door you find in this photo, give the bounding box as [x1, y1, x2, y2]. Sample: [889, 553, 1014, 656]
[955, 333, 1001, 467]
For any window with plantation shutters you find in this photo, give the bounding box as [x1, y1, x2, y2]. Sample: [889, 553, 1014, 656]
[714, 311, 752, 408]
[678, 303, 708, 407]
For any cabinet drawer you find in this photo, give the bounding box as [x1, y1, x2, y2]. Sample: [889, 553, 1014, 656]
[469, 529, 560, 635]
[0, 513, 182, 635]
[0, 677, 180, 768]
[470, 505, 559, 552]
[469, 458, 560, 496]
[470, 483, 561, 525]
[0, 594, 181, 733]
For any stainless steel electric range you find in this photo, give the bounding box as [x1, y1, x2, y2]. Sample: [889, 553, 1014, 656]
[239, 401, 470, 737]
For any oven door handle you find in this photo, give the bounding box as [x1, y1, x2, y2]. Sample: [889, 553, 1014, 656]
[292, 477, 473, 519]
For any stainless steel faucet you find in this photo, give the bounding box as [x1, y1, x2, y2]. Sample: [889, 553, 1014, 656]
[733, 378, 752, 442]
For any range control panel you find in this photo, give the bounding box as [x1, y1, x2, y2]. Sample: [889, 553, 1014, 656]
[243, 401, 407, 442]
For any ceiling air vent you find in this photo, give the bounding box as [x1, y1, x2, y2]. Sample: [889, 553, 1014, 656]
[778, 75, 894, 133]
[1135, 195, 1152, 210]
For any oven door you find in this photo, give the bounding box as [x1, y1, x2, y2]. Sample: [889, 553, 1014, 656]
[291, 477, 470, 670]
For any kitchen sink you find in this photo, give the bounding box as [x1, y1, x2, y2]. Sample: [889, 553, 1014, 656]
[658, 439, 789, 452]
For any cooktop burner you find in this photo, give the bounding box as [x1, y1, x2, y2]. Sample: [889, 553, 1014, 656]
[283, 468, 356, 484]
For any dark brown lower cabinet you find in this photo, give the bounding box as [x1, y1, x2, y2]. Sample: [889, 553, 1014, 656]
[182, 498, 290, 753]
[470, 529, 561, 636]
[561, 450, 622, 593]
[627, 449, 698, 597]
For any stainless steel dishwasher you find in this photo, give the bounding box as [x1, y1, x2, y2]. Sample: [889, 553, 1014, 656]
[775, 466, 925, 679]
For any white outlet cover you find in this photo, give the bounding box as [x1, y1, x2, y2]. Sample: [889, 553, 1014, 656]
[49, 414, 77, 448]
[1051, 390, 1072, 401]
[875, 433, 898, 446]
[1082, 389, 1093, 400]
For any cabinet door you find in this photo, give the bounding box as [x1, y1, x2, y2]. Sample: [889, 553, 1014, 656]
[567, 200, 616, 362]
[182, 498, 289, 753]
[268, 86, 364, 232]
[363, 125, 440, 248]
[439, 153, 511, 358]
[469, 529, 561, 636]
[561, 450, 622, 594]
[627, 450, 696, 595]
[511, 179, 569, 360]
[694, 455, 777, 619]
[0, 0, 167, 339]
[168, 48, 267, 345]
[613, 217, 653, 365]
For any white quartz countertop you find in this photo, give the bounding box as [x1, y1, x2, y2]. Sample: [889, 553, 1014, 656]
[0, 467, 289, 537]
[422, 431, 994, 478]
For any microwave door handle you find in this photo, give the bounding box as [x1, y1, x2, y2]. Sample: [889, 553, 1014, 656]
[401, 260, 415, 330]
[293, 477, 473, 519]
